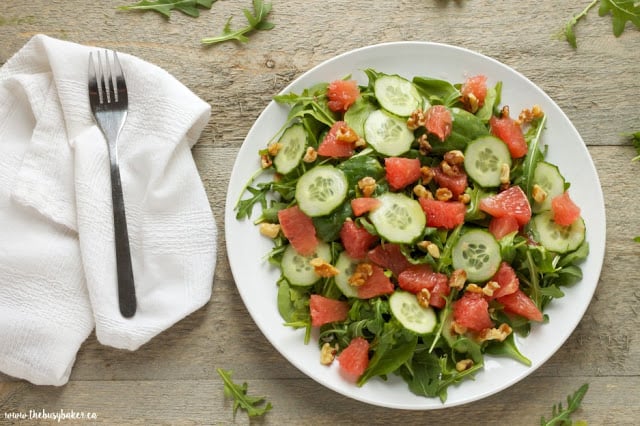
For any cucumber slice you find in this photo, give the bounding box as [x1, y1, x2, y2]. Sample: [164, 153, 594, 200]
[273, 124, 307, 175]
[369, 193, 426, 244]
[374, 74, 421, 117]
[281, 242, 331, 287]
[532, 211, 585, 253]
[452, 229, 502, 282]
[295, 165, 348, 217]
[334, 251, 358, 298]
[390, 291, 437, 334]
[464, 135, 512, 188]
[363, 109, 414, 157]
[532, 161, 566, 213]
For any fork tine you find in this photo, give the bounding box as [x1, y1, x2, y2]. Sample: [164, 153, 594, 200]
[103, 50, 115, 104]
[112, 51, 126, 104]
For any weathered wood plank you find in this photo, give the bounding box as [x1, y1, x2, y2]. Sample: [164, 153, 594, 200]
[1, 0, 639, 424]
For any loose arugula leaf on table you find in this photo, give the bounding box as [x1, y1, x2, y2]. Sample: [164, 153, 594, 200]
[216, 368, 272, 418]
[201, 0, 274, 45]
[118, 0, 217, 18]
[563, 0, 640, 48]
[540, 383, 589, 426]
[632, 131, 640, 162]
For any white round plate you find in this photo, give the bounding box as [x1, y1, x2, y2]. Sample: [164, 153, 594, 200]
[224, 42, 606, 409]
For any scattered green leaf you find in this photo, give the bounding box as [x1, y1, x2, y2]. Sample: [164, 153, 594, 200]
[631, 131, 640, 161]
[599, 0, 640, 36]
[563, 0, 640, 48]
[217, 368, 272, 418]
[118, 0, 217, 18]
[201, 0, 274, 45]
[540, 383, 589, 426]
[563, 0, 599, 48]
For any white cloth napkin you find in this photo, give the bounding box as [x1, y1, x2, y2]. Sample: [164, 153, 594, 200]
[0, 35, 217, 386]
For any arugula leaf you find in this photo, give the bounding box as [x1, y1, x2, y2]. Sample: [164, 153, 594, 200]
[599, 0, 640, 36]
[563, 0, 640, 48]
[631, 131, 640, 161]
[201, 0, 274, 45]
[563, 0, 599, 48]
[540, 383, 589, 426]
[118, 0, 216, 18]
[216, 368, 272, 418]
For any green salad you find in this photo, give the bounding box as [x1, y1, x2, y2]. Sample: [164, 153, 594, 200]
[235, 69, 588, 402]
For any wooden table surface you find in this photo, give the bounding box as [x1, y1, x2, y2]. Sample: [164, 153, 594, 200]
[1, 1, 639, 424]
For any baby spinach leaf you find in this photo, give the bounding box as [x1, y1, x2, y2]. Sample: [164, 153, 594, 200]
[358, 322, 418, 386]
[413, 76, 461, 107]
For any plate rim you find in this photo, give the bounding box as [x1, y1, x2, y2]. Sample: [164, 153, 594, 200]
[224, 40, 606, 410]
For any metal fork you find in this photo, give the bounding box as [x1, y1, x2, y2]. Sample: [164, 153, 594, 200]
[88, 50, 136, 318]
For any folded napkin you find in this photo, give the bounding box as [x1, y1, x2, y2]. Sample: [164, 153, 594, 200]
[0, 35, 217, 386]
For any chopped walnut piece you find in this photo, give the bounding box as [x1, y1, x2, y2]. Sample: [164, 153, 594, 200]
[417, 134, 432, 155]
[418, 241, 440, 259]
[413, 184, 430, 198]
[456, 359, 474, 372]
[310, 258, 339, 278]
[500, 163, 510, 185]
[358, 176, 377, 197]
[260, 154, 272, 169]
[532, 184, 547, 204]
[259, 223, 281, 239]
[407, 108, 427, 130]
[303, 146, 317, 163]
[483, 281, 500, 297]
[320, 342, 338, 365]
[464, 92, 480, 113]
[435, 187, 453, 201]
[355, 137, 367, 148]
[466, 283, 484, 294]
[458, 193, 471, 204]
[348, 262, 374, 287]
[444, 150, 465, 166]
[336, 124, 359, 143]
[449, 269, 467, 290]
[451, 321, 467, 335]
[478, 323, 513, 343]
[416, 288, 431, 308]
[267, 142, 282, 156]
[420, 166, 435, 185]
[417, 240, 440, 258]
[517, 104, 544, 125]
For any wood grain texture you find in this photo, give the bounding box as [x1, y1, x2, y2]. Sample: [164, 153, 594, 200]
[1, 0, 639, 424]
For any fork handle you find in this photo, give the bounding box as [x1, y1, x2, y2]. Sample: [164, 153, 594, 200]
[110, 162, 137, 318]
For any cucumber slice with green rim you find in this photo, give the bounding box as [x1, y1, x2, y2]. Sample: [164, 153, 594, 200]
[363, 109, 414, 157]
[374, 74, 422, 117]
[532, 161, 566, 213]
[452, 229, 502, 282]
[273, 124, 307, 175]
[295, 165, 348, 217]
[390, 291, 437, 334]
[464, 135, 512, 188]
[369, 193, 426, 244]
[281, 242, 331, 287]
[334, 251, 358, 298]
[532, 211, 585, 253]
